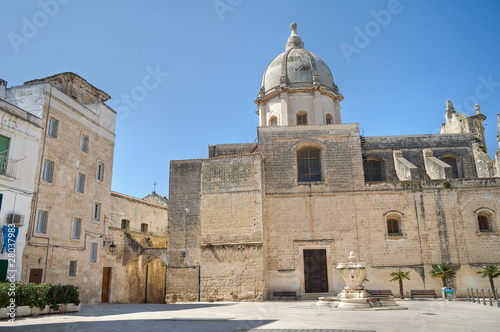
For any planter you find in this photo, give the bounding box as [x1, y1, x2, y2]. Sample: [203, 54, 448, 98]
[31, 305, 50, 316]
[16, 305, 31, 317]
[66, 303, 81, 312]
[49, 304, 67, 314]
[0, 307, 8, 319]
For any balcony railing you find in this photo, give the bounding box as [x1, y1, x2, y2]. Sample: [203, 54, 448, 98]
[0, 155, 18, 179]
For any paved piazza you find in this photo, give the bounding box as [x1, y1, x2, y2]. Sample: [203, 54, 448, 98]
[0, 300, 498, 332]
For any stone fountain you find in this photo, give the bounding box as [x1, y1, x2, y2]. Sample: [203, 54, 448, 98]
[336, 251, 372, 309]
[317, 251, 405, 310]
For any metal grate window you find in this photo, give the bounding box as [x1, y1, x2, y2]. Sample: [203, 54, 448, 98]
[69, 261, 77, 277]
[364, 160, 383, 182]
[93, 202, 101, 221]
[97, 162, 104, 182]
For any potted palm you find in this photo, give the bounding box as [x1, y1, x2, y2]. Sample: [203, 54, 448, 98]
[430, 264, 456, 299]
[477, 264, 500, 299]
[389, 268, 410, 299]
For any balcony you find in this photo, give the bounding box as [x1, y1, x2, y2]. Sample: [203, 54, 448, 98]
[0, 155, 18, 179]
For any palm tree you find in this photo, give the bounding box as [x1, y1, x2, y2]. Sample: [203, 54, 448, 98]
[389, 268, 411, 299]
[477, 264, 500, 299]
[429, 264, 456, 288]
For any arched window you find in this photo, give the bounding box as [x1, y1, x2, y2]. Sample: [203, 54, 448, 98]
[384, 211, 403, 236]
[326, 114, 333, 125]
[477, 211, 493, 232]
[478, 215, 490, 231]
[364, 159, 383, 182]
[440, 156, 459, 178]
[297, 111, 307, 126]
[269, 116, 278, 127]
[297, 147, 321, 182]
[387, 218, 400, 235]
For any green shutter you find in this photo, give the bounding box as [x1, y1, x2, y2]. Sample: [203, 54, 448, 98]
[0, 135, 9, 174]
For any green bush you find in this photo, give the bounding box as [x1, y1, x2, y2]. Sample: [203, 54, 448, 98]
[0, 282, 79, 309]
[0, 282, 10, 307]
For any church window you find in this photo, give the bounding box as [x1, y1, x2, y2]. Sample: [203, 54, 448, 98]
[326, 114, 333, 125]
[440, 156, 459, 178]
[297, 147, 321, 182]
[478, 215, 490, 231]
[121, 219, 130, 230]
[269, 116, 278, 127]
[387, 218, 400, 235]
[297, 111, 307, 125]
[364, 159, 383, 182]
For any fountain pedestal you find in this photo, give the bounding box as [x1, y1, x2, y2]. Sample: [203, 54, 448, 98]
[329, 252, 405, 310]
[335, 252, 372, 308]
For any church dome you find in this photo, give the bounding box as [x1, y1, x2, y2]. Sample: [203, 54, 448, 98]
[259, 23, 339, 98]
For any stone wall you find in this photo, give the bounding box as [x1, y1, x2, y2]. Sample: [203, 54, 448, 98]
[110, 191, 168, 234]
[364, 134, 477, 180]
[167, 154, 267, 302]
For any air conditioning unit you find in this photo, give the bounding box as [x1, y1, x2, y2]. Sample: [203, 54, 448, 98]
[8, 214, 25, 226]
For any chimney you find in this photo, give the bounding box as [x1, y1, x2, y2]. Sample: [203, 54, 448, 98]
[0, 79, 7, 100]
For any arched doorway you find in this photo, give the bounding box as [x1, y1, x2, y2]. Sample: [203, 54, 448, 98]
[125, 255, 167, 303]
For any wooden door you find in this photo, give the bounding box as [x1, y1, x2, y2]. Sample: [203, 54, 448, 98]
[29, 269, 43, 284]
[101, 267, 111, 303]
[304, 249, 328, 293]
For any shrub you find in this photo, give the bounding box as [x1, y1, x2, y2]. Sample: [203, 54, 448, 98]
[0, 282, 10, 307]
[0, 282, 79, 309]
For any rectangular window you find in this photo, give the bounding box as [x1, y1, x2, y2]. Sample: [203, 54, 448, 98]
[478, 215, 490, 231]
[36, 210, 48, 234]
[141, 223, 148, 233]
[76, 173, 85, 193]
[93, 202, 101, 221]
[97, 162, 104, 182]
[80, 134, 89, 153]
[42, 160, 54, 183]
[121, 219, 129, 230]
[387, 219, 400, 235]
[90, 243, 97, 262]
[0, 135, 10, 175]
[69, 261, 77, 277]
[72, 218, 81, 239]
[48, 118, 58, 138]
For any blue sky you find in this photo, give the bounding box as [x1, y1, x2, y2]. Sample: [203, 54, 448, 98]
[2, 0, 500, 199]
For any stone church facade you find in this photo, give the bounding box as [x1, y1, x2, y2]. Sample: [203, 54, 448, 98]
[166, 23, 500, 301]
